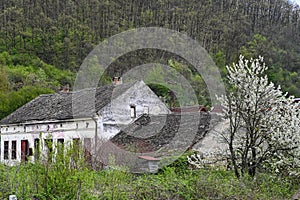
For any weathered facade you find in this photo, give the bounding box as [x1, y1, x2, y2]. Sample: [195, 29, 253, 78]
[0, 81, 170, 166]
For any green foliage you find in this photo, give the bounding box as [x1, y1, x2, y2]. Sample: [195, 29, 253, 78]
[1, 0, 300, 119]
[145, 61, 209, 107]
[159, 151, 195, 174]
[238, 34, 300, 97]
[0, 52, 74, 120]
[0, 161, 298, 199]
[0, 86, 54, 119]
[0, 142, 94, 200]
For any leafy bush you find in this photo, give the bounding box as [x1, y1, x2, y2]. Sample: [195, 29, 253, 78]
[0, 159, 298, 199]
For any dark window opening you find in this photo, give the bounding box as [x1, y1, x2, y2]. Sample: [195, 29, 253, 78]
[84, 138, 92, 165]
[71, 138, 81, 167]
[130, 105, 136, 118]
[45, 139, 53, 163]
[57, 139, 64, 158]
[4, 141, 9, 160]
[72, 138, 80, 158]
[28, 148, 33, 156]
[34, 139, 40, 160]
[11, 141, 16, 160]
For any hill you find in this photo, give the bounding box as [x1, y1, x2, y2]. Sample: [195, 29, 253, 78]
[0, 0, 300, 119]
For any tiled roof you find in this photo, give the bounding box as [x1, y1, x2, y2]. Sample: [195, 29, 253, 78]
[0, 82, 136, 124]
[111, 112, 211, 153]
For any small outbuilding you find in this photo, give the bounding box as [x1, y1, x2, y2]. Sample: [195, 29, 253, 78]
[137, 155, 160, 173]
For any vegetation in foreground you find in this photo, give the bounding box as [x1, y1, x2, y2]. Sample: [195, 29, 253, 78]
[0, 153, 299, 200]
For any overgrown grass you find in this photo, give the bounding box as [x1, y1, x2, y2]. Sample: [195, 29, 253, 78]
[0, 162, 298, 200]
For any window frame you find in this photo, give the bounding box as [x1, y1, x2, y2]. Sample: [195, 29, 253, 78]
[11, 140, 17, 160]
[130, 105, 136, 118]
[4, 141, 9, 160]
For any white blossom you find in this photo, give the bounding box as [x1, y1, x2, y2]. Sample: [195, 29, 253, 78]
[189, 55, 300, 177]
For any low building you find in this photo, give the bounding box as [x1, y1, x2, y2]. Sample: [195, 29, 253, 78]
[0, 80, 170, 166]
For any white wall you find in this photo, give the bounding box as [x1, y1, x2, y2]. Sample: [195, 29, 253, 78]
[100, 81, 170, 124]
[0, 118, 96, 166]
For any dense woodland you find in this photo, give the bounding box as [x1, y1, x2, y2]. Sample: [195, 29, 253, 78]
[1, 0, 300, 119]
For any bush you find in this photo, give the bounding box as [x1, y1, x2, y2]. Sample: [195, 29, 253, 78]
[0, 159, 298, 199]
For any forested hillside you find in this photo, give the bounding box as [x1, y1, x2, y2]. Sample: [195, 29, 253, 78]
[1, 0, 300, 119]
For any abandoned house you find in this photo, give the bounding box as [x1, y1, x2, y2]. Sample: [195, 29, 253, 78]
[0, 80, 171, 166]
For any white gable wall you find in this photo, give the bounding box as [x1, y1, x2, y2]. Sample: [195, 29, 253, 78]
[98, 81, 170, 139]
[100, 81, 170, 124]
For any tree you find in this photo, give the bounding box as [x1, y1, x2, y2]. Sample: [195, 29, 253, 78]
[189, 55, 300, 178]
[219, 55, 300, 178]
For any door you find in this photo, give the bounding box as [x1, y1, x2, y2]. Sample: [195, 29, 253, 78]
[21, 140, 29, 162]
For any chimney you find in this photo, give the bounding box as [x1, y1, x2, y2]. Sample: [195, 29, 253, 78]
[60, 84, 70, 93]
[112, 77, 122, 85]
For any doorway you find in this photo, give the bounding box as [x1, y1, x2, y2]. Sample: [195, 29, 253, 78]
[21, 140, 29, 162]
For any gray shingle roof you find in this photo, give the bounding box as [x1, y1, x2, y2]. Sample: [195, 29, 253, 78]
[111, 112, 211, 153]
[1, 82, 136, 125]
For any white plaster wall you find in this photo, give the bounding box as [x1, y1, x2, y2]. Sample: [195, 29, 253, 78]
[100, 81, 170, 125]
[97, 81, 170, 139]
[0, 119, 98, 166]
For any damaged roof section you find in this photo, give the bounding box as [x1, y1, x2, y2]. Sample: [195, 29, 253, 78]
[111, 112, 211, 153]
[0, 82, 136, 125]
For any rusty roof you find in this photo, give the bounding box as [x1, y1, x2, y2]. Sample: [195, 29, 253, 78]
[138, 156, 160, 161]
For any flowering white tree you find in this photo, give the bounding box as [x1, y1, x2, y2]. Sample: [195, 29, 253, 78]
[189, 55, 300, 178]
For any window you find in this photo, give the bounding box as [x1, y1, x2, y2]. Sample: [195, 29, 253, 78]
[34, 139, 40, 160]
[44, 139, 53, 163]
[130, 105, 136, 118]
[84, 138, 91, 153]
[72, 138, 80, 159]
[84, 138, 92, 164]
[57, 138, 64, 144]
[4, 141, 9, 160]
[57, 139, 64, 158]
[71, 138, 81, 167]
[112, 77, 121, 85]
[11, 141, 16, 160]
